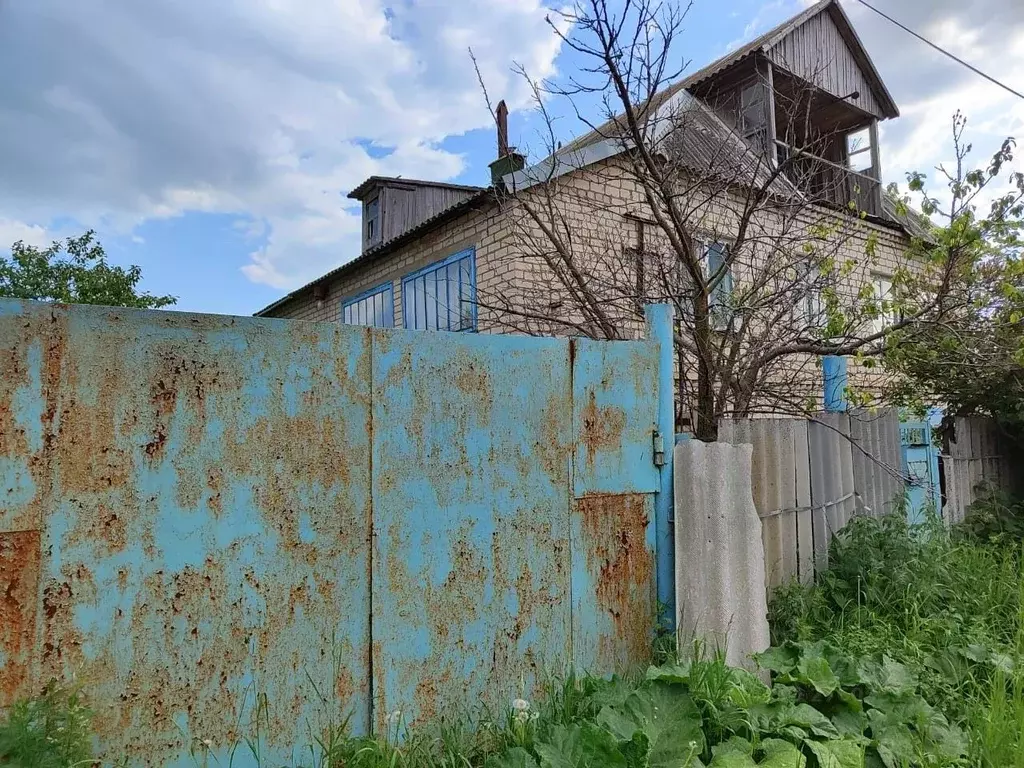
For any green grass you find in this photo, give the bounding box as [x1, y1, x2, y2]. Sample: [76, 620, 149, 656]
[769, 493, 1024, 766]
[0, 683, 94, 768]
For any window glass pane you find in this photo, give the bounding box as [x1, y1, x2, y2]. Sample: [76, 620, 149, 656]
[372, 292, 382, 327]
[847, 128, 870, 155]
[401, 251, 477, 331]
[873, 276, 894, 333]
[445, 262, 459, 331]
[847, 128, 873, 173]
[342, 285, 394, 328]
[459, 256, 474, 331]
[703, 241, 732, 330]
[424, 274, 437, 329]
[416, 277, 427, 329]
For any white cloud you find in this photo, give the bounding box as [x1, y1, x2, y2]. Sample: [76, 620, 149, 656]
[4, 0, 1020, 298]
[724, 0, 786, 52]
[0, 0, 566, 290]
[837, 0, 1024, 212]
[0, 219, 51, 250]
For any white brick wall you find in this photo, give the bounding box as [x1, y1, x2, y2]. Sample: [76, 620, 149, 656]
[266, 153, 918, 408]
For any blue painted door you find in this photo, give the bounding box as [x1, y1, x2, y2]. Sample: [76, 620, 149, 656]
[900, 421, 941, 524]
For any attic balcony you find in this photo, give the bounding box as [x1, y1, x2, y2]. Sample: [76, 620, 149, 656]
[775, 135, 883, 218]
[770, 71, 884, 218]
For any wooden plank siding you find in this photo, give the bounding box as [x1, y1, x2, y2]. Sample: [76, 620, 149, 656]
[767, 11, 884, 119]
[380, 184, 479, 247]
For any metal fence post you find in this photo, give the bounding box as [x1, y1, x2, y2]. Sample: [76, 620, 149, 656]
[822, 355, 848, 412]
[645, 303, 675, 632]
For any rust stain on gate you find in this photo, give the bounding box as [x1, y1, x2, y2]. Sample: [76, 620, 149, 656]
[0, 531, 41, 702]
[577, 494, 655, 670]
[579, 391, 628, 469]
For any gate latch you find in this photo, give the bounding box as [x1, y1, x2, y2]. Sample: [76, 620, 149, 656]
[653, 430, 666, 467]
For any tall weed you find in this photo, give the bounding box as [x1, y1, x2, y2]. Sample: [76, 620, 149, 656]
[0, 683, 94, 768]
[769, 494, 1024, 765]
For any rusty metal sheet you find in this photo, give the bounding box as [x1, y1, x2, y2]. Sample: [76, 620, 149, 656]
[0, 302, 66, 535]
[572, 339, 659, 496]
[0, 530, 41, 704]
[0, 300, 372, 765]
[571, 494, 655, 672]
[370, 328, 572, 729]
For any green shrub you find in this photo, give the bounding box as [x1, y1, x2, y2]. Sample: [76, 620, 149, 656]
[958, 487, 1024, 543]
[769, 500, 1024, 766]
[0, 683, 94, 768]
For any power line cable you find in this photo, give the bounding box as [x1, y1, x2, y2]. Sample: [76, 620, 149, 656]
[853, 0, 1024, 101]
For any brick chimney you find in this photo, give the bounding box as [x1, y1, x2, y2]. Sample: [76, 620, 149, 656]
[488, 100, 526, 188]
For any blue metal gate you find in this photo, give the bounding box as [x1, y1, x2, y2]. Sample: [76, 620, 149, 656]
[0, 298, 671, 764]
[900, 421, 941, 524]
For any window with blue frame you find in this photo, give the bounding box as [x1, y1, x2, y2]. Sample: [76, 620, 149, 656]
[342, 283, 394, 328]
[699, 239, 734, 331]
[402, 248, 476, 332]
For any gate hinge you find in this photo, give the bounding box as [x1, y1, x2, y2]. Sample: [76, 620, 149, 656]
[653, 430, 666, 467]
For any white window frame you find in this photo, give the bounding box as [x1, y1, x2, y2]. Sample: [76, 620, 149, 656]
[697, 237, 734, 332]
[871, 273, 897, 334]
[801, 264, 826, 329]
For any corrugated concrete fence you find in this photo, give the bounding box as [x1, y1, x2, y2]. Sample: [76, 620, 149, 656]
[673, 441, 768, 668]
[715, 408, 903, 589]
[0, 299, 668, 765]
[673, 409, 906, 664]
[944, 417, 1024, 523]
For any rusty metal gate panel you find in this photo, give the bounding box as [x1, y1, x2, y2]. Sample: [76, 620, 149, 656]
[570, 338, 659, 672]
[571, 338, 659, 496]
[370, 328, 573, 729]
[0, 301, 373, 765]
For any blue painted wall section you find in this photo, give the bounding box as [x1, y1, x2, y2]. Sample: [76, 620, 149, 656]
[0, 299, 666, 765]
[822, 355, 848, 412]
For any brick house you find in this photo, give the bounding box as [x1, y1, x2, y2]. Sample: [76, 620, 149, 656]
[257, 0, 930, 416]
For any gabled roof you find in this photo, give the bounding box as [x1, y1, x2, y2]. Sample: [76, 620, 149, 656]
[685, 0, 898, 117]
[562, 0, 897, 155]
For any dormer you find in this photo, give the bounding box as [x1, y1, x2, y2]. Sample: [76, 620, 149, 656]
[686, 0, 899, 219]
[347, 177, 486, 254]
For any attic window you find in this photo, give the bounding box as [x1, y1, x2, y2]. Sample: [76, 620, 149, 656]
[847, 127, 873, 174]
[366, 196, 380, 244]
[738, 80, 769, 157]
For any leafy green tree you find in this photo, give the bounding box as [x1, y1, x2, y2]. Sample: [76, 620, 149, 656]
[0, 230, 176, 309]
[884, 114, 1024, 441]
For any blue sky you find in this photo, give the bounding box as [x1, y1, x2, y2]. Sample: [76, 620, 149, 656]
[1, 0, 1021, 316]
